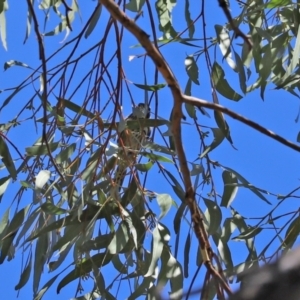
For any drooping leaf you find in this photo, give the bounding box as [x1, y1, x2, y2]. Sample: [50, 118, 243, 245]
[0, 0, 8, 50]
[183, 233, 191, 278]
[185, 56, 200, 85]
[222, 166, 271, 204]
[108, 222, 130, 254]
[0, 176, 10, 202]
[0, 136, 17, 179]
[214, 110, 234, 144]
[215, 25, 237, 71]
[221, 170, 238, 207]
[84, 4, 102, 39]
[156, 193, 173, 220]
[200, 128, 225, 158]
[184, 0, 195, 38]
[144, 223, 165, 276]
[212, 62, 243, 101]
[284, 216, 300, 249]
[15, 253, 32, 290]
[204, 198, 222, 234]
[57, 253, 113, 293]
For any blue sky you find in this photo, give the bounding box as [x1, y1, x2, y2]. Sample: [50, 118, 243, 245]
[1, 1, 300, 299]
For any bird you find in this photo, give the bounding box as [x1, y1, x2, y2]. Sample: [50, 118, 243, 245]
[113, 103, 151, 192]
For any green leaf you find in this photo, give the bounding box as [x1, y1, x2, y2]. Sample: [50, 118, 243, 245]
[284, 216, 300, 249]
[234, 51, 247, 94]
[61, 98, 95, 119]
[34, 274, 60, 300]
[15, 254, 32, 290]
[0, 136, 17, 179]
[156, 193, 173, 220]
[108, 222, 130, 254]
[57, 253, 113, 293]
[55, 143, 76, 164]
[144, 223, 165, 276]
[33, 217, 49, 293]
[204, 198, 222, 234]
[266, 0, 291, 8]
[0, 176, 10, 202]
[84, 4, 102, 39]
[215, 25, 237, 71]
[133, 83, 166, 91]
[212, 62, 242, 101]
[135, 161, 153, 172]
[222, 166, 271, 204]
[125, 0, 146, 12]
[0, 0, 8, 50]
[184, 0, 195, 38]
[141, 152, 173, 163]
[173, 203, 186, 234]
[184, 233, 191, 278]
[232, 226, 263, 240]
[221, 170, 238, 207]
[190, 163, 203, 176]
[4, 60, 32, 70]
[26, 142, 60, 156]
[214, 111, 233, 144]
[40, 202, 67, 215]
[200, 128, 225, 158]
[185, 56, 200, 85]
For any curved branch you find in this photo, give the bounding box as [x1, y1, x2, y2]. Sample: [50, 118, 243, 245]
[183, 95, 300, 153]
[99, 0, 232, 296]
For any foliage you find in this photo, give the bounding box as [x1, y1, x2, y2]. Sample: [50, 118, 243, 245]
[0, 0, 300, 299]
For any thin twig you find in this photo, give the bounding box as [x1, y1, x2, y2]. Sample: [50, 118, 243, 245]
[183, 95, 300, 153]
[218, 0, 252, 49]
[26, 0, 64, 181]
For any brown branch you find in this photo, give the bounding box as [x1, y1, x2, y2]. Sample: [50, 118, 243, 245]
[99, 0, 232, 296]
[183, 95, 300, 153]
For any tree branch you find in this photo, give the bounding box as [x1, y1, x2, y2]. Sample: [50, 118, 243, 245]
[183, 95, 300, 153]
[99, 0, 232, 296]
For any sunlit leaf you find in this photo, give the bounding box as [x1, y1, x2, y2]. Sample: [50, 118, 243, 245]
[125, 0, 146, 12]
[266, 0, 291, 8]
[4, 60, 32, 70]
[108, 222, 130, 254]
[204, 198, 222, 234]
[185, 56, 200, 85]
[133, 83, 166, 91]
[156, 193, 173, 220]
[215, 25, 237, 71]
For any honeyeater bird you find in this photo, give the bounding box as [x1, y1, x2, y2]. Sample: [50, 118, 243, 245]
[113, 103, 151, 191]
